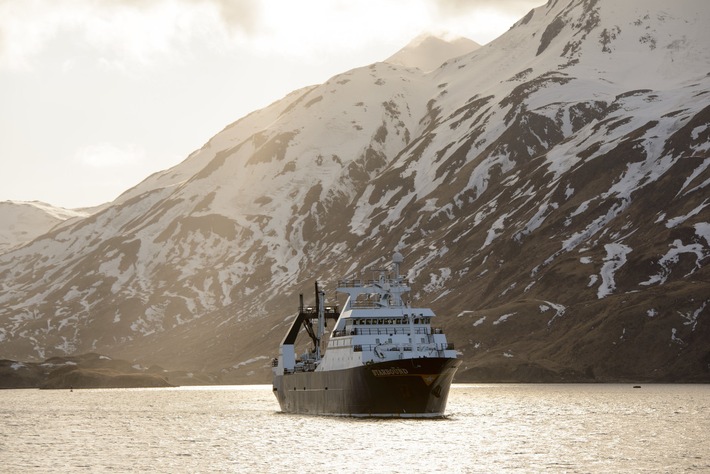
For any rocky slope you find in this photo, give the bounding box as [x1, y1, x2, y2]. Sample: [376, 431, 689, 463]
[1, 0, 708, 383]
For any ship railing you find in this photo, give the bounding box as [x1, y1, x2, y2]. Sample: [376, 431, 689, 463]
[271, 358, 278, 367]
[355, 344, 409, 352]
[353, 343, 453, 353]
[348, 299, 407, 308]
[351, 327, 429, 336]
[349, 301, 410, 309]
[338, 279, 411, 288]
[334, 327, 427, 337]
[350, 300, 382, 309]
[295, 305, 340, 314]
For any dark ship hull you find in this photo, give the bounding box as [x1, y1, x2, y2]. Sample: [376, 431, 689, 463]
[273, 357, 461, 417]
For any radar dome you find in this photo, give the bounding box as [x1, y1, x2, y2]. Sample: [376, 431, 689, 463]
[392, 251, 404, 264]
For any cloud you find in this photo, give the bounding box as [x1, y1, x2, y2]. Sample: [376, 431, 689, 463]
[246, 0, 430, 56]
[75, 143, 146, 168]
[0, 0, 258, 71]
[0, 0, 543, 71]
[423, 0, 545, 44]
[208, 0, 260, 34]
[433, 0, 545, 16]
[0, 0, 59, 70]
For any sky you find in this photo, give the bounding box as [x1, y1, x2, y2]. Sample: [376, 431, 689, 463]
[0, 0, 545, 209]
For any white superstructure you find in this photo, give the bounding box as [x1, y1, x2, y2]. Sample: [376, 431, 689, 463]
[273, 251, 457, 376]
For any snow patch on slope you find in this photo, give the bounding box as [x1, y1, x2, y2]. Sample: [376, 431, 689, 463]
[597, 243, 632, 298]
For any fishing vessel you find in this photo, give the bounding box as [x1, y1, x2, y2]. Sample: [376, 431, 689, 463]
[272, 251, 460, 417]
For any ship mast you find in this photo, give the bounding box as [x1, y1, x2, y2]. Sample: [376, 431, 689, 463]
[391, 251, 405, 306]
[316, 282, 325, 360]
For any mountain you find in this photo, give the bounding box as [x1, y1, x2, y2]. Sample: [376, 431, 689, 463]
[0, 352, 220, 388]
[1, 0, 709, 383]
[0, 201, 90, 253]
[384, 34, 480, 71]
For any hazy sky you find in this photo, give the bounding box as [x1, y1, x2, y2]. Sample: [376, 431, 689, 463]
[0, 0, 544, 209]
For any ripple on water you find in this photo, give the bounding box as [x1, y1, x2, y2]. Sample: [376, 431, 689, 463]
[0, 384, 708, 473]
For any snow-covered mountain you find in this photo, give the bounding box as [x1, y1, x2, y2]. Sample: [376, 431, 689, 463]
[1, 0, 709, 383]
[0, 201, 89, 253]
[384, 34, 480, 71]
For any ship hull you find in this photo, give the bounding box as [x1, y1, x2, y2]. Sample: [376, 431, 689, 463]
[273, 358, 461, 417]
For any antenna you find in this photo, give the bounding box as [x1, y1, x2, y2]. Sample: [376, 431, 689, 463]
[392, 250, 404, 279]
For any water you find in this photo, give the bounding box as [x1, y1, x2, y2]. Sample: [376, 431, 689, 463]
[1, 384, 708, 473]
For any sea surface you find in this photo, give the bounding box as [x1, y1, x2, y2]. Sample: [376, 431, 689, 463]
[1, 384, 708, 473]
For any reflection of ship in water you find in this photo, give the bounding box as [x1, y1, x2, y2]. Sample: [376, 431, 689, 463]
[272, 251, 460, 417]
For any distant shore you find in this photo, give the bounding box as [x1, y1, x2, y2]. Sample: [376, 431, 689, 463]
[0, 353, 210, 389]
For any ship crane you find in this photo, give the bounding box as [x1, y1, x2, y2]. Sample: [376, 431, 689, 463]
[275, 282, 339, 373]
